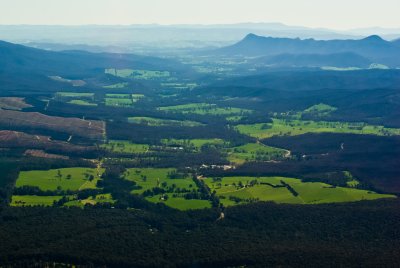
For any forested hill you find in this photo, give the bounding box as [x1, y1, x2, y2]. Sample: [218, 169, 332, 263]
[0, 40, 184, 77]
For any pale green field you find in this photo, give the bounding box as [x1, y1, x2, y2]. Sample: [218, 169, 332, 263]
[161, 138, 227, 151]
[106, 94, 131, 98]
[146, 195, 211, 210]
[225, 143, 289, 164]
[123, 168, 195, 194]
[159, 103, 252, 116]
[105, 98, 134, 107]
[105, 68, 170, 80]
[15, 168, 103, 191]
[304, 103, 337, 115]
[204, 176, 395, 206]
[132, 94, 145, 99]
[64, 193, 115, 208]
[236, 118, 400, 139]
[56, 92, 94, 98]
[128, 117, 203, 127]
[68, 99, 97, 106]
[103, 82, 129, 89]
[11, 195, 63, 207]
[161, 82, 198, 90]
[101, 140, 150, 153]
[226, 115, 244, 122]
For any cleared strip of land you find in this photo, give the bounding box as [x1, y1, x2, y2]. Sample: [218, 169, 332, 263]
[0, 110, 105, 139]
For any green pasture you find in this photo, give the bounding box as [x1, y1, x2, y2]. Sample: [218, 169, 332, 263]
[105, 68, 170, 80]
[15, 168, 103, 191]
[68, 99, 97, 106]
[101, 140, 150, 154]
[105, 98, 134, 107]
[204, 176, 395, 206]
[161, 138, 227, 151]
[123, 168, 194, 194]
[236, 118, 400, 139]
[146, 195, 211, 210]
[103, 82, 129, 89]
[158, 103, 252, 116]
[225, 143, 289, 164]
[128, 117, 203, 127]
[11, 195, 63, 207]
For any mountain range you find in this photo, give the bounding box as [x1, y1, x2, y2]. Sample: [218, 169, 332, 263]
[1, 24, 399, 53]
[215, 34, 400, 67]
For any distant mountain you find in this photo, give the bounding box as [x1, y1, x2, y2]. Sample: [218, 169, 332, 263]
[393, 38, 400, 46]
[0, 40, 183, 77]
[1, 24, 399, 53]
[253, 52, 372, 68]
[0, 24, 360, 51]
[215, 34, 400, 67]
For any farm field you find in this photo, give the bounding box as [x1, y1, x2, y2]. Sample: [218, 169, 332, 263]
[224, 143, 289, 164]
[236, 118, 400, 139]
[123, 168, 194, 194]
[105, 68, 170, 80]
[161, 138, 227, 151]
[161, 82, 198, 90]
[15, 167, 103, 191]
[204, 176, 396, 206]
[105, 98, 134, 107]
[68, 99, 97, 106]
[146, 195, 211, 210]
[101, 140, 150, 153]
[64, 194, 115, 208]
[303, 103, 337, 116]
[158, 103, 252, 116]
[128, 117, 204, 127]
[104, 94, 144, 107]
[122, 168, 210, 210]
[103, 82, 129, 89]
[55, 92, 94, 98]
[11, 195, 63, 207]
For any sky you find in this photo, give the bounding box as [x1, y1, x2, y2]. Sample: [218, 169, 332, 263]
[0, 0, 399, 30]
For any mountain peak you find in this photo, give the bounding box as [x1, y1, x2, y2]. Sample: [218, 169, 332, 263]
[363, 35, 385, 42]
[244, 33, 261, 40]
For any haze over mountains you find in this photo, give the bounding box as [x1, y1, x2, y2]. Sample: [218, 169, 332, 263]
[0, 23, 399, 53]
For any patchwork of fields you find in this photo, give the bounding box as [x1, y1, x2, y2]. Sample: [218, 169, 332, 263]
[236, 118, 400, 139]
[105, 68, 170, 80]
[159, 103, 252, 116]
[128, 117, 204, 127]
[123, 168, 211, 210]
[2, 90, 398, 211]
[204, 176, 396, 207]
[12, 168, 111, 207]
[101, 140, 150, 153]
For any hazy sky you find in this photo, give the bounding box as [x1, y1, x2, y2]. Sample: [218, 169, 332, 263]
[0, 0, 399, 30]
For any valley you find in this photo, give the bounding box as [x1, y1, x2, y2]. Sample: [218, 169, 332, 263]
[0, 29, 399, 267]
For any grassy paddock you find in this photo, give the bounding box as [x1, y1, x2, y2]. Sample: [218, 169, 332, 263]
[15, 168, 103, 191]
[236, 118, 400, 139]
[225, 143, 289, 164]
[11, 195, 63, 207]
[101, 140, 150, 154]
[128, 117, 203, 127]
[159, 103, 252, 116]
[204, 176, 395, 206]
